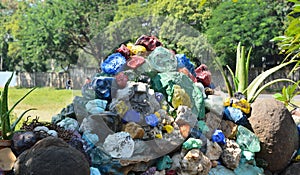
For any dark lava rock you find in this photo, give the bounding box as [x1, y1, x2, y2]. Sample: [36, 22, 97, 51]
[249, 98, 299, 173]
[14, 137, 90, 175]
[280, 162, 300, 175]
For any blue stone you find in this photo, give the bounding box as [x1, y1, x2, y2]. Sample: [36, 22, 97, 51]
[85, 99, 108, 114]
[190, 128, 202, 139]
[101, 53, 126, 75]
[176, 54, 196, 76]
[145, 114, 159, 127]
[90, 167, 101, 175]
[87, 146, 124, 175]
[92, 77, 115, 100]
[212, 129, 226, 144]
[82, 131, 99, 150]
[223, 106, 251, 127]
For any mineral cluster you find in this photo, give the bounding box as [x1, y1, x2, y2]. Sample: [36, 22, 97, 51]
[7, 35, 300, 175]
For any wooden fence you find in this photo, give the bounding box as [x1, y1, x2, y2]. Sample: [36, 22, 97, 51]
[16, 67, 98, 89]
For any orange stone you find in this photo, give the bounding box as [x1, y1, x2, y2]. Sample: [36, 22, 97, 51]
[179, 124, 190, 138]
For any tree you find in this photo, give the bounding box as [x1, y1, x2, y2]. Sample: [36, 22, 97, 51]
[0, 0, 21, 71]
[4, 0, 117, 72]
[273, 0, 300, 73]
[206, 0, 289, 68]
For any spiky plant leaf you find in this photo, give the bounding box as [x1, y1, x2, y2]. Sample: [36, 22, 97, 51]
[11, 108, 36, 132]
[215, 59, 233, 97]
[246, 61, 296, 103]
[226, 65, 238, 91]
[248, 78, 297, 103]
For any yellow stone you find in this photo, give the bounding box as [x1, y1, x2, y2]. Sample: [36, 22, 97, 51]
[171, 85, 191, 109]
[223, 97, 251, 114]
[154, 111, 161, 118]
[115, 100, 128, 117]
[155, 133, 163, 139]
[162, 105, 168, 111]
[163, 125, 174, 134]
[295, 155, 300, 161]
[127, 43, 146, 55]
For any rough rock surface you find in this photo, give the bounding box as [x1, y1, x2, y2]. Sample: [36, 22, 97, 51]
[249, 98, 299, 173]
[280, 162, 300, 175]
[181, 149, 211, 175]
[205, 140, 223, 160]
[220, 139, 241, 170]
[14, 137, 90, 175]
[204, 112, 222, 139]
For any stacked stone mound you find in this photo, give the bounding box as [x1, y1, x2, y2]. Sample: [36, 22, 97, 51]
[9, 35, 300, 175]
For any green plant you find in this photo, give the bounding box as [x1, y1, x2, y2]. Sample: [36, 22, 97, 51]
[273, 81, 300, 108]
[0, 73, 36, 140]
[216, 42, 297, 103]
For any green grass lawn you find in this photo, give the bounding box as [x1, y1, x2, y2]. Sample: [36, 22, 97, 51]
[3, 87, 82, 122]
[3, 87, 300, 123]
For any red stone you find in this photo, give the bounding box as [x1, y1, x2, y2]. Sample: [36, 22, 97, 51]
[195, 64, 212, 87]
[116, 44, 130, 59]
[166, 170, 177, 175]
[135, 35, 162, 51]
[127, 55, 145, 69]
[115, 72, 128, 88]
[178, 67, 197, 82]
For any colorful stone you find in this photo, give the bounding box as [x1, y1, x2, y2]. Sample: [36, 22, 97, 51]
[163, 125, 174, 134]
[212, 129, 226, 145]
[122, 109, 141, 123]
[124, 122, 145, 139]
[126, 43, 147, 55]
[101, 53, 126, 75]
[183, 138, 202, 150]
[115, 100, 129, 117]
[156, 155, 173, 171]
[127, 55, 145, 69]
[135, 35, 162, 51]
[115, 44, 130, 59]
[171, 85, 191, 109]
[92, 77, 114, 100]
[115, 72, 128, 88]
[176, 54, 196, 76]
[147, 46, 177, 72]
[145, 114, 159, 127]
[195, 64, 212, 87]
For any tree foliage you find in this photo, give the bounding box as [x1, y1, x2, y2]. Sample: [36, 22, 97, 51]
[206, 0, 289, 68]
[0, 0, 295, 72]
[272, 0, 300, 75]
[1, 0, 116, 72]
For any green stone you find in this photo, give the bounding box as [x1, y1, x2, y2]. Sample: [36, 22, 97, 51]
[151, 72, 205, 119]
[182, 138, 202, 150]
[198, 120, 210, 133]
[156, 155, 173, 171]
[236, 125, 260, 153]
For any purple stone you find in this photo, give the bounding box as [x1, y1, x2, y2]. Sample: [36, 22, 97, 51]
[122, 109, 141, 123]
[145, 114, 159, 127]
[155, 92, 164, 102]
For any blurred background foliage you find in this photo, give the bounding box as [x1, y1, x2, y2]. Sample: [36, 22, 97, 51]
[0, 0, 298, 73]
